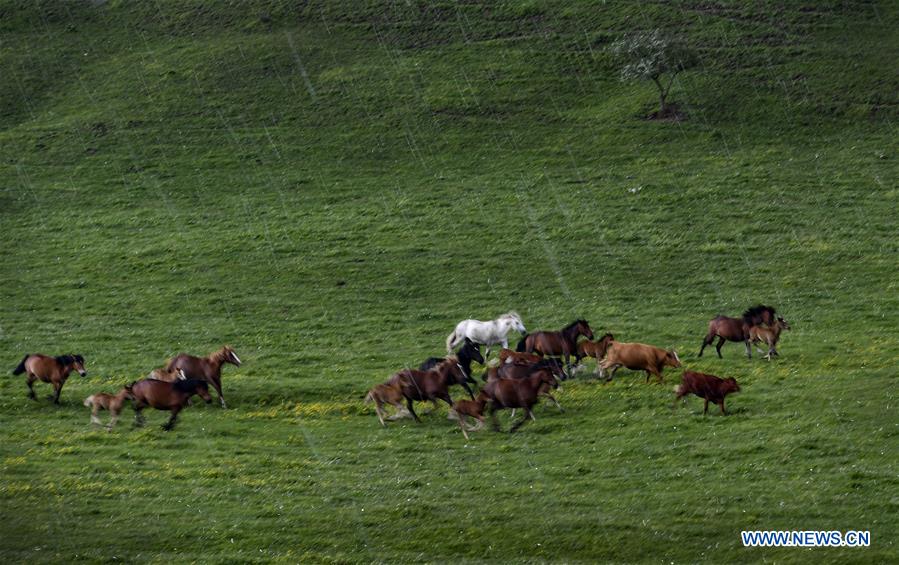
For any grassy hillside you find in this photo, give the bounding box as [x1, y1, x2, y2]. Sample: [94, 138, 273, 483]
[1, 1, 896, 562]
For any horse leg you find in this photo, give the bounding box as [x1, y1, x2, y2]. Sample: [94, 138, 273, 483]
[543, 392, 563, 413]
[461, 381, 475, 400]
[719, 400, 727, 415]
[406, 398, 420, 423]
[374, 401, 386, 426]
[489, 405, 501, 432]
[26, 374, 37, 400]
[744, 339, 752, 359]
[703, 399, 709, 415]
[52, 381, 63, 405]
[134, 406, 146, 427]
[211, 376, 226, 408]
[91, 405, 103, 426]
[162, 407, 181, 431]
[510, 408, 532, 432]
[699, 334, 713, 357]
[107, 408, 119, 430]
[458, 416, 471, 440]
[715, 337, 725, 358]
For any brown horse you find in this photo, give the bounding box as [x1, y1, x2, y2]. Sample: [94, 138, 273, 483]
[12, 353, 87, 404]
[498, 349, 542, 365]
[147, 367, 187, 382]
[365, 381, 409, 426]
[517, 319, 594, 373]
[699, 305, 777, 359]
[387, 358, 467, 422]
[448, 391, 489, 440]
[482, 369, 559, 432]
[749, 316, 791, 360]
[130, 378, 212, 430]
[165, 346, 241, 408]
[84, 386, 134, 429]
[576, 333, 615, 374]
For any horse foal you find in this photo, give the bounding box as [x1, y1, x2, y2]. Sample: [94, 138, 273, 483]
[365, 382, 408, 426]
[84, 386, 133, 429]
[448, 392, 489, 440]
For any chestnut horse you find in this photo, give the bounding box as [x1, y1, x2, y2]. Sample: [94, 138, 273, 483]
[698, 305, 777, 359]
[388, 358, 467, 422]
[130, 378, 212, 430]
[490, 359, 565, 416]
[517, 319, 594, 374]
[749, 316, 791, 360]
[482, 369, 559, 432]
[12, 353, 86, 404]
[576, 333, 615, 374]
[84, 386, 133, 428]
[165, 346, 241, 408]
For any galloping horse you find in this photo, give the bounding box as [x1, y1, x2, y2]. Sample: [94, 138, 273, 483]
[130, 378, 212, 430]
[420, 338, 484, 386]
[482, 369, 559, 432]
[165, 346, 241, 408]
[749, 316, 791, 360]
[576, 333, 615, 374]
[699, 305, 777, 359]
[492, 359, 565, 416]
[517, 319, 594, 373]
[84, 386, 133, 429]
[388, 358, 468, 422]
[446, 312, 526, 358]
[12, 353, 87, 404]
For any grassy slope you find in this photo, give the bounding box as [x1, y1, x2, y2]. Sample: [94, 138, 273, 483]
[1, 1, 897, 562]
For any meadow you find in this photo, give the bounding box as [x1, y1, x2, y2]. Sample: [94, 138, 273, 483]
[0, 1, 896, 562]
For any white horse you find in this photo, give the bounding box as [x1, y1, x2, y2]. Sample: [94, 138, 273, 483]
[446, 312, 526, 357]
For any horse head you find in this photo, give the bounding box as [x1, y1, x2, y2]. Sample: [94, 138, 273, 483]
[461, 339, 485, 365]
[578, 320, 594, 340]
[776, 316, 791, 331]
[504, 312, 526, 333]
[666, 350, 682, 368]
[67, 354, 87, 376]
[223, 346, 242, 367]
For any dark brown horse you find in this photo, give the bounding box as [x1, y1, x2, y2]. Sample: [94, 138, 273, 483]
[12, 353, 86, 404]
[517, 319, 594, 374]
[387, 358, 467, 422]
[698, 305, 777, 359]
[576, 332, 615, 374]
[482, 369, 559, 432]
[130, 378, 212, 430]
[165, 346, 241, 408]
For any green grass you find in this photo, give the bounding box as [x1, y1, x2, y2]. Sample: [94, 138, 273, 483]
[1, 0, 897, 562]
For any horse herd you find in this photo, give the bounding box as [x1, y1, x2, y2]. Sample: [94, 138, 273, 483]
[367, 305, 790, 438]
[8, 306, 789, 434]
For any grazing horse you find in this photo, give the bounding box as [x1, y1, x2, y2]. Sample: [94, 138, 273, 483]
[446, 312, 526, 358]
[388, 358, 468, 422]
[699, 305, 777, 359]
[12, 353, 87, 404]
[365, 382, 408, 426]
[517, 319, 594, 373]
[165, 346, 241, 408]
[130, 378, 212, 430]
[576, 333, 615, 374]
[482, 370, 559, 432]
[749, 316, 791, 360]
[84, 386, 133, 429]
[420, 338, 484, 388]
[448, 391, 489, 440]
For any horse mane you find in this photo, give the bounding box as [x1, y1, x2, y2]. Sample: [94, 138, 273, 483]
[502, 311, 521, 320]
[173, 379, 207, 393]
[563, 319, 588, 331]
[209, 347, 231, 362]
[55, 354, 76, 364]
[742, 305, 776, 322]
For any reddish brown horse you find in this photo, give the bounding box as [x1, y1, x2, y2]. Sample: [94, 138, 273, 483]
[699, 305, 777, 359]
[517, 319, 594, 374]
[12, 353, 86, 404]
[387, 358, 467, 422]
[482, 369, 559, 432]
[165, 346, 241, 408]
[130, 378, 212, 430]
[576, 333, 615, 374]
[84, 386, 134, 429]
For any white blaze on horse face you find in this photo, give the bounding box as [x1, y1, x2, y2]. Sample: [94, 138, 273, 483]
[230, 351, 242, 365]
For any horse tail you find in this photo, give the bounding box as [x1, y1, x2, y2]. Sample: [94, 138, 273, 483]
[516, 335, 528, 352]
[364, 390, 374, 403]
[83, 395, 95, 408]
[446, 330, 458, 354]
[12, 354, 29, 375]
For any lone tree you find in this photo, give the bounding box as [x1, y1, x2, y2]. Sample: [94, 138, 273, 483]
[610, 29, 697, 118]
